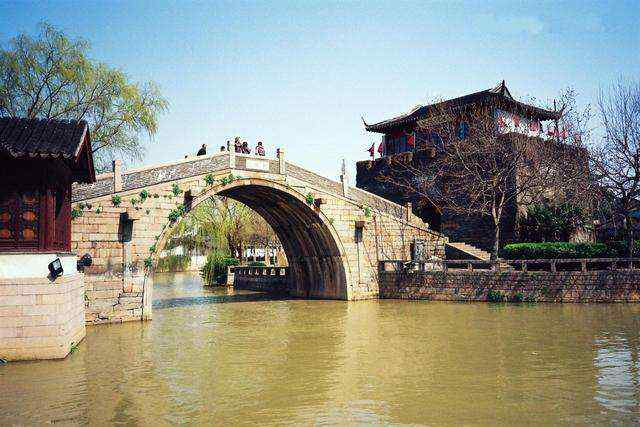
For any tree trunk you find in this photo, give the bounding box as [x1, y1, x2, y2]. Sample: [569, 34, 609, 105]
[492, 223, 501, 261]
[625, 215, 635, 258]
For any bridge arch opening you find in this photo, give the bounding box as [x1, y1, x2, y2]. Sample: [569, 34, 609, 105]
[156, 178, 350, 299]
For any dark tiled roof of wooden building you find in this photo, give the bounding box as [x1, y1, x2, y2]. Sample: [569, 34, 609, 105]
[0, 117, 88, 159]
[0, 117, 95, 182]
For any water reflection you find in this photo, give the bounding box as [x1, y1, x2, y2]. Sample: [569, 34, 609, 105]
[0, 272, 639, 425]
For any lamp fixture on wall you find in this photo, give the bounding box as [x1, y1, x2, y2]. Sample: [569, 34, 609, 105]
[48, 258, 63, 279]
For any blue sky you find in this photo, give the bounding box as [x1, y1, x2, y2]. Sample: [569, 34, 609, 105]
[1, 0, 639, 181]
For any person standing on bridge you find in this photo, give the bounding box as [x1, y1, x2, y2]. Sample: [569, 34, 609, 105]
[242, 141, 250, 154]
[197, 144, 207, 156]
[256, 141, 265, 156]
[234, 137, 242, 153]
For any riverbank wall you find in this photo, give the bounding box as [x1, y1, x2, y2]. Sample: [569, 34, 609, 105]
[379, 269, 640, 303]
[0, 253, 86, 360]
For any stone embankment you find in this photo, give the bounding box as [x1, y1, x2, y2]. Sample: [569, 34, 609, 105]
[378, 260, 640, 303]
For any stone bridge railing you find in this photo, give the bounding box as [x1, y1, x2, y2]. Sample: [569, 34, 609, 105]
[72, 149, 417, 222]
[233, 266, 290, 294]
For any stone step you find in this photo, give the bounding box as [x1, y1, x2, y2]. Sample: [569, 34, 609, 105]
[446, 242, 492, 261]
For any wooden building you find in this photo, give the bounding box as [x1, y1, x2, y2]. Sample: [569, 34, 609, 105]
[357, 82, 565, 254]
[0, 117, 95, 253]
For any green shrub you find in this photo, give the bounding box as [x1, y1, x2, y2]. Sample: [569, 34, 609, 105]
[172, 183, 181, 196]
[363, 206, 372, 218]
[520, 203, 586, 242]
[204, 174, 215, 185]
[144, 257, 153, 269]
[139, 189, 149, 202]
[156, 254, 191, 272]
[200, 251, 239, 285]
[71, 207, 82, 219]
[167, 204, 185, 223]
[501, 242, 616, 260]
[248, 261, 266, 267]
[511, 292, 524, 303]
[305, 193, 314, 205]
[487, 289, 505, 302]
[604, 240, 640, 257]
[111, 195, 121, 207]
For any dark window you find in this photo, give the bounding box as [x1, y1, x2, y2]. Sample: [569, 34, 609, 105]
[458, 122, 470, 139]
[384, 134, 411, 156]
[0, 190, 40, 250]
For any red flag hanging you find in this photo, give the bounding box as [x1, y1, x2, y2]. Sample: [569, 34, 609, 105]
[378, 141, 384, 154]
[367, 143, 375, 157]
[407, 134, 415, 147]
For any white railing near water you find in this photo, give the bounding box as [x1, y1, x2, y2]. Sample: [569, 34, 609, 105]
[233, 266, 289, 277]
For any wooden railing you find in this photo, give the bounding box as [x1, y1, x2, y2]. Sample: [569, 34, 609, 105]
[233, 266, 289, 277]
[379, 258, 640, 273]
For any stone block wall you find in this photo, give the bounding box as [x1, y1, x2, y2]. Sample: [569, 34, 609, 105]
[379, 269, 640, 303]
[72, 153, 447, 324]
[0, 273, 85, 361]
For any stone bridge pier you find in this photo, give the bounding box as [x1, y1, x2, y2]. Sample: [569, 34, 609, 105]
[71, 150, 447, 324]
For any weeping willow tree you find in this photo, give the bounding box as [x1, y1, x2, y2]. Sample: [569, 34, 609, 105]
[164, 196, 278, 262]
[0, 22, 168, 171]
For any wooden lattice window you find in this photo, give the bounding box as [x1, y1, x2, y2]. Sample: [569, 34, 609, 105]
[0, 190, 40, 250]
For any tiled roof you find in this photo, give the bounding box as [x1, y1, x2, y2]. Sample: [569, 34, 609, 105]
[0, 117, 88, 159]
[364, 81, 560, 133]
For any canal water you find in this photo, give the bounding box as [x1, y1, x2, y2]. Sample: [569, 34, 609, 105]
[1, 272, 640, 425]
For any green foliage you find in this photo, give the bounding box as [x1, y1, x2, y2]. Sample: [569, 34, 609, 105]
[171, 183, 181, 196]
[71, 207, 82, 219]
[248, 261, 266, 267]
[94, 206, 103, 214]
[363, 206, 372, 218]
[167, 209, 180, 223]
[130, 197, 139, 206]
[520, 204, 587, 242]
[69, 342, 79, 354]
[487, 289, 505, 302]
[502, 242, 616, 259]
[306, 193, 314, 205]
[149, 244, 156, 254]
[204, 174, 215, 185]
[0, 22, 168, 171]
[156, 254, 191, 272]
[78, 202, 86, 210]
[200, 250, 239, 285]
[144, 257, 153, 269]
[511, 292, 524, 303]
[604, 240, 640, 257]
[111, 195, 121, 207]
[153, 193, 160, 199]
[139, 189, 149, 202]
[219, 174, 235, 186]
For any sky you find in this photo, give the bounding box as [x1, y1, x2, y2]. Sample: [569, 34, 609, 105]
[1, 0, 639, 182]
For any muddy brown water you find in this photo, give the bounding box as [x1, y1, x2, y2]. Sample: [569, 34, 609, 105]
[1, 272, 639, 425]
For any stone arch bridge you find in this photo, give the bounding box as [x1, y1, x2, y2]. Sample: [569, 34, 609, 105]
[72, 150, 446, 324]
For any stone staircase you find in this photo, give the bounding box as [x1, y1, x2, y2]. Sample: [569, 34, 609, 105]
[445, 242, 492, 261]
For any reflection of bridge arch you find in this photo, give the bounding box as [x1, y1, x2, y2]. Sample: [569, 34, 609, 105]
[72, 151, 446, 324]
[156, 178, 351, 299]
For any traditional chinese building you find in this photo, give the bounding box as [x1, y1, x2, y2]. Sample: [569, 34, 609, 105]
[0, 117, 95, 252]
[0, 117, 95, 360]
[357, 81, 565, 255]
